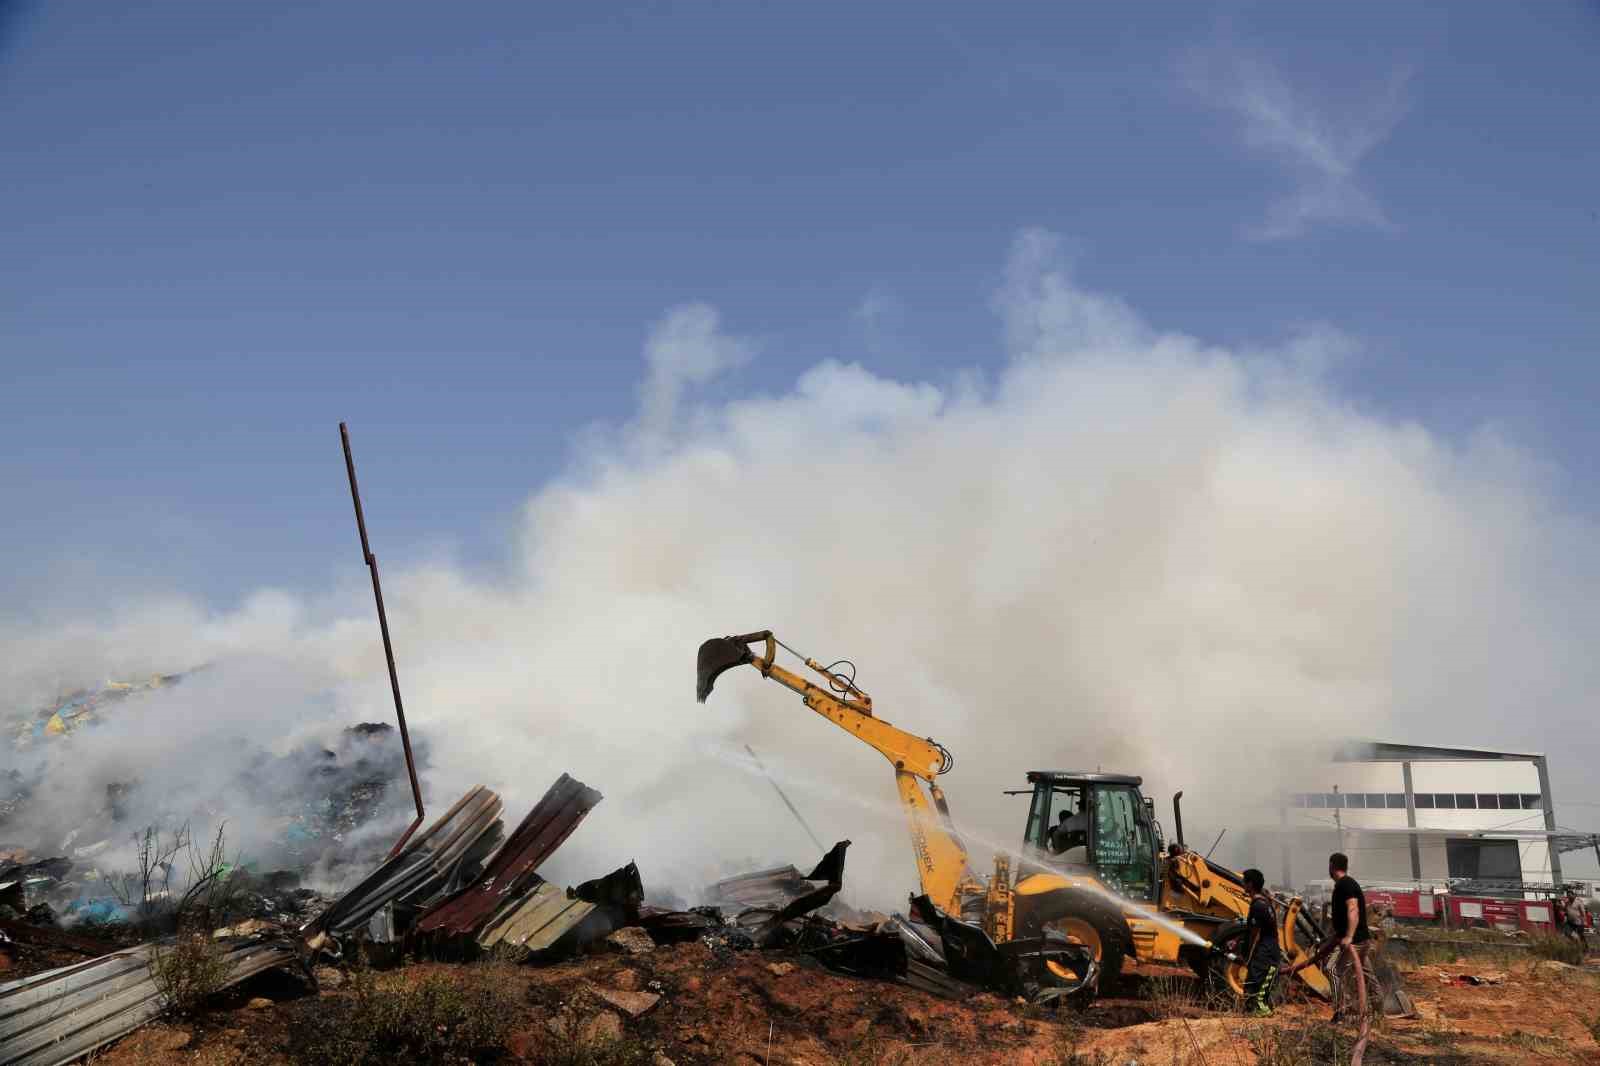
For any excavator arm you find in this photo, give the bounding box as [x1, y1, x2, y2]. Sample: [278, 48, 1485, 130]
[697, 631, 983, 914]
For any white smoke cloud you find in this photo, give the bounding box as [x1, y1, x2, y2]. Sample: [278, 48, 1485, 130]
[4, 231, 1595, 908]
[637, 303, 755, 439]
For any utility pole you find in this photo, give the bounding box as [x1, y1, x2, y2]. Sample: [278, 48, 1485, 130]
[1332, 785, 1344, 857]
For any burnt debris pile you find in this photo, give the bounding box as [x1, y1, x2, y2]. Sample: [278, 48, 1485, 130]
[0, 767, 1045, 1066]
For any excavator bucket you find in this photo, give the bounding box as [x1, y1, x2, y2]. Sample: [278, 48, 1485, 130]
[697, 636, 753, 702]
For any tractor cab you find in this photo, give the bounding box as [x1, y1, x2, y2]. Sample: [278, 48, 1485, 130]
[1015, 771, 1164, 903]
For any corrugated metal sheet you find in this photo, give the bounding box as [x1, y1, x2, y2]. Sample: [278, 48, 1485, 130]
[0, 938, 298, 1066]
[711, 842, 850, 929]
[475, 882, 595, 955]
[708, 864, 813, 910]
[305, 785, 504, 942]
[415, 773, 602, 940]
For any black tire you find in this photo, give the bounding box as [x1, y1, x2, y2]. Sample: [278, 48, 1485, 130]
[1203, 921, 1251, 1005]
[1014, 887, 1135, 994]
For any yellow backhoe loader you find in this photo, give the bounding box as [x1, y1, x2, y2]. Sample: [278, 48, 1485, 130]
[697, 630, 1333, 1005]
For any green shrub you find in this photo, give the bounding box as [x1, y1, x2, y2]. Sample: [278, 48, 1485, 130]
[149, 929, 231, 1017]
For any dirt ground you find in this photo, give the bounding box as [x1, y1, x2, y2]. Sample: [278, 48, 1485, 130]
[73, 940, 1600, 1066]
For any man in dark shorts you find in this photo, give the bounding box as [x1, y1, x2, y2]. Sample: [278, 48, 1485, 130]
[1241, 868, 1281, 1016]
[1287, 852, 1380, 1022]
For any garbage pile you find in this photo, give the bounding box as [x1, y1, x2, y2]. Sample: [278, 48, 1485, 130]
[5, 675, 184, 751]
[0, 669, 429, 931]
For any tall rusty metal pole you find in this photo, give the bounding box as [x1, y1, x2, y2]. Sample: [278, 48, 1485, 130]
[340, 423, 426, 858]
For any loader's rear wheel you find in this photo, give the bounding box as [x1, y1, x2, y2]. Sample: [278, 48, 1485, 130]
[1015, 889, 1133, 994]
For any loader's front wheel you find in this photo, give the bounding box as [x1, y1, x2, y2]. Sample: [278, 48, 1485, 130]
[1015, 888, 1133, 993]
[1202, 922, 1253, 1005]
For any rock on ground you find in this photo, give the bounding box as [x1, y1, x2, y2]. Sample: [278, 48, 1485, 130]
[606, 927, 656, 956]
[579, 1010, 624, 1044]
[590, 984, 661, 1018]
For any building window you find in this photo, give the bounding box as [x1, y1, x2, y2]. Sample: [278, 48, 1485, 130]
[1415, 793, 1435, 809]
[1498, 794, 1520, 810]
[1346, 794, 1366, 809]
[1521, 794, 1542, 810]
[1477, 794, 1500, 810]
[1323, 793, 1342, 808]
[1455, 794, 1478, 809]
[1306, 793, 1327, 809]
[1435, 794, 1456, 809]
[1386, 794, 1407, 809]
[1365, 794, 1386, 810]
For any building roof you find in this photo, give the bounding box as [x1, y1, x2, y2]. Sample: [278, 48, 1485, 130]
[1334, 740, 1544, 763]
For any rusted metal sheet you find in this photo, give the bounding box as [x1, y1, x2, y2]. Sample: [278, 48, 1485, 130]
[638, 907, 722, 944]
[415, 773, 602, 941]
[0, 938, 299, 1066]
[304, 785, 504, 943]
[475, 882, 595, 955]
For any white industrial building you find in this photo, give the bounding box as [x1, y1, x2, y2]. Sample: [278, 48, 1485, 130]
[1259, 742, 1577, 897]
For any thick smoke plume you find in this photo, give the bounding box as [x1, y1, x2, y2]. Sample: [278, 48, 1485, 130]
[3, 231, 1595, 907]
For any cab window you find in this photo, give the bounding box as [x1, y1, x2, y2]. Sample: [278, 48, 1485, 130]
[1092, 785, 1156, 901]
[1024, 783, 1086, 854]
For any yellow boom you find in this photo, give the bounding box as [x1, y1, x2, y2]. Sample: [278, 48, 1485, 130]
[696, 630, 984, 914]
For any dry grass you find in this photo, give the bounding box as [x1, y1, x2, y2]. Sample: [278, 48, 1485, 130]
[1139, 974, 1198, 1020]
[1527, 933, 1585, 965]
[1243, 1021, 1357, 1066]
[1395, 924, 1584, 966]
[1497, 1029, 1569, 1058]
[284, 962, 520, 1065]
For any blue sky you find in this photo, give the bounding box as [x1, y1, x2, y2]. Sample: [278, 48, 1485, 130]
[2, 0, 1597, 611]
